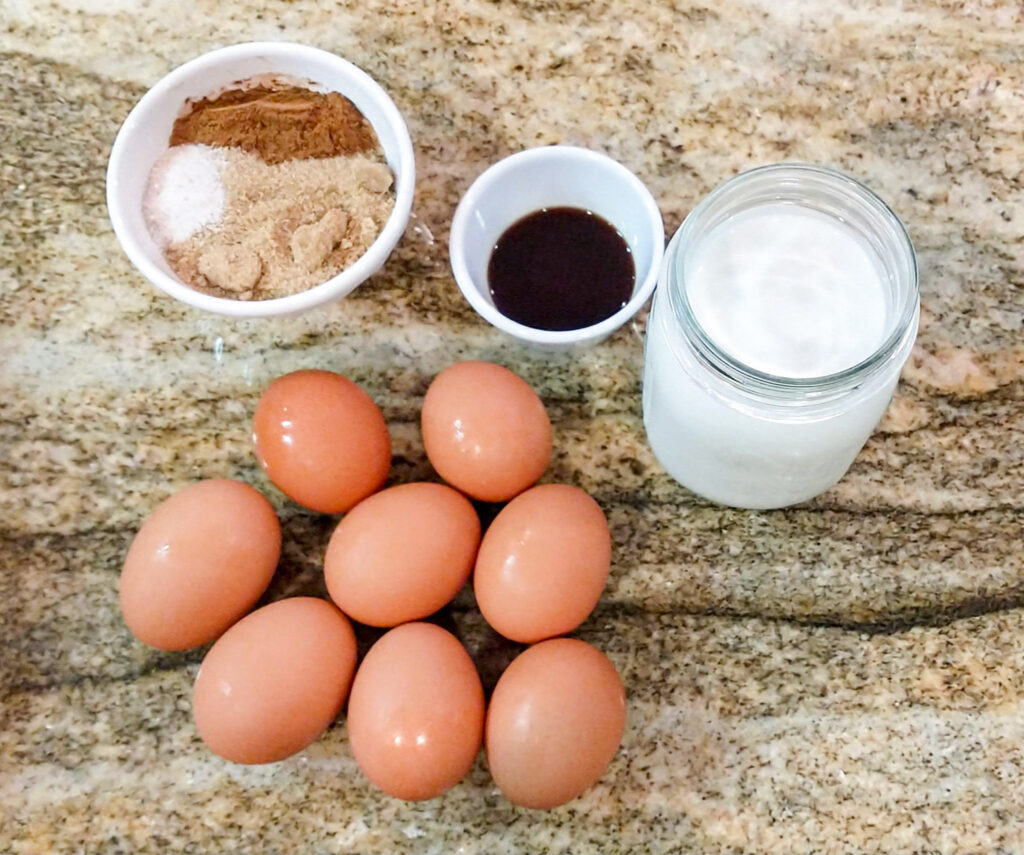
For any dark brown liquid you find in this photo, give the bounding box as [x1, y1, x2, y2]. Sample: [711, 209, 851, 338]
[487, 207, 635, 331]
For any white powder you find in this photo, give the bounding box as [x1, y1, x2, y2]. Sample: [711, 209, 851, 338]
[143, 144, 226, 247]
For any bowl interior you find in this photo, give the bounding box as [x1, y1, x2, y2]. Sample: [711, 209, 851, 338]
[455, 149, 662, 311]
[108, 43, 413, 317]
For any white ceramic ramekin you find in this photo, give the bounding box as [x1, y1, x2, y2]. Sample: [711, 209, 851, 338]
[449, 146, 664, 348]
[106, 42, 415, 318]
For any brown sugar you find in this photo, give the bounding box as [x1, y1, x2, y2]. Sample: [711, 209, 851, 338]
[170, 84, 379, 165]
[164, 148, 395, 301]
[291, 209, 349, 272]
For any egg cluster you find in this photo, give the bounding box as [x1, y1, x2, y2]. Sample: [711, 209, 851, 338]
[119, 360, 625, 810]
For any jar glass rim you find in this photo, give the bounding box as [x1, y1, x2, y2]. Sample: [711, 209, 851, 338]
[665, 163, 920, 398]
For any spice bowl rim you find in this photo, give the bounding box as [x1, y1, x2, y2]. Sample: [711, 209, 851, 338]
[449, 145, 665, 348]
[106, 41, 415, 319]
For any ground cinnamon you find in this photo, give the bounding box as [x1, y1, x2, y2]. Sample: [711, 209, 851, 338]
[170, 83, 379, 165]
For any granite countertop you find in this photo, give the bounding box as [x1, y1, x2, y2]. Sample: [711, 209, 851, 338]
[2, 1, 1023, 852]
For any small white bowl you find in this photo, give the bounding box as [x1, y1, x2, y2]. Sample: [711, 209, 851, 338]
[449, 146, 665, 348]
[106, 42, 415, 318]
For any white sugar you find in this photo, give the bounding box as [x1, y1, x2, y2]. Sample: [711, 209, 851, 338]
[143, 144, 226, 246]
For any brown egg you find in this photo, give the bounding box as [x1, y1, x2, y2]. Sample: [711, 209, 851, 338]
[486, 638, 626, 809]
[421, 361, 551, 502]
[324, 482, 480, 627]
[252, 369, 391, 514]
[193, 597, 357, 764]
[474, 484, 611, 643]
[119, 479, 281, 651]
[347, 622, 485, 800]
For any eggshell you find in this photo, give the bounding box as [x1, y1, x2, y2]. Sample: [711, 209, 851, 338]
[421, 361, 551, 502]
[324, 482, 480, 627]
[347, 622, 485, 800]
[253, 369, 391, 514]
[486, 638, 626, 809]
[119, 479, 281, 651]
[474, 483, 611, 643]
[193, 597, 357, 764]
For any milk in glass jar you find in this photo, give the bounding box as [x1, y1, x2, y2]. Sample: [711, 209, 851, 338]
[642, 164, 919, 509]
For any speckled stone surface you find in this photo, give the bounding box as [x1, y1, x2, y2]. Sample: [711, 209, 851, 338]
[2, 1, 1024, 852]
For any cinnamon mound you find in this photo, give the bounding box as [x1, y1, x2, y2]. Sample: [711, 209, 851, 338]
[170, 85, 379, 165]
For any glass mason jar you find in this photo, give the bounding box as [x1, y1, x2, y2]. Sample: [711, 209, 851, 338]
[642, 164, 920, 509]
